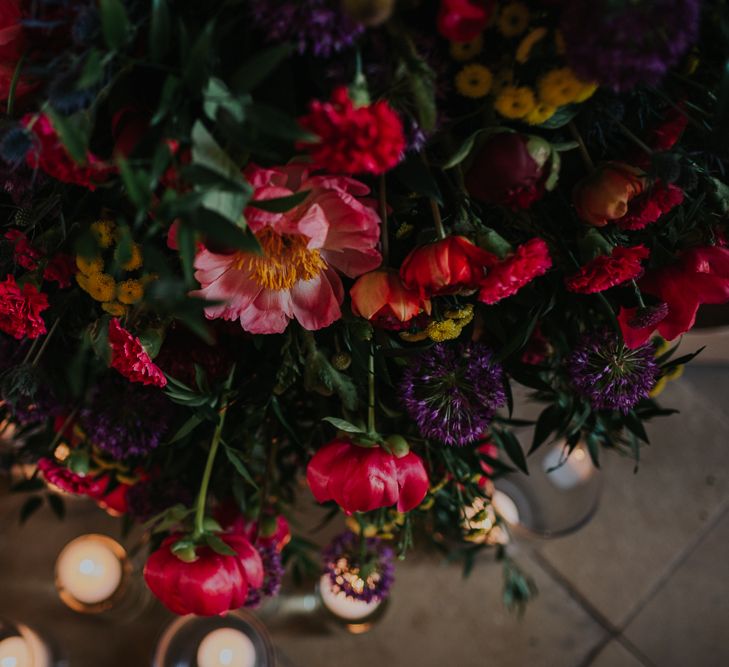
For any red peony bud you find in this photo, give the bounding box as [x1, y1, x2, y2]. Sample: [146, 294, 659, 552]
[437, 0, 495, 42]
[572, 162, 645, 227]
[306, 439, 429, 514]
[144, 533, 264, 616]
[350, 269, 431, 329]
[400, 236, 492, 298]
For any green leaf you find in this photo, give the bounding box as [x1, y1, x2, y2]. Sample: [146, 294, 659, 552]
[202, 517, 223, 533]
[152, 75, 181, 125]
[624, 411, 650, 444]
[184, 22, 215, 90]
[247, 103, 317, 142]
[99, 0, 130, 51]
[45, 109, 87, 164]
[46, 493, 65, 520]
[530, 405, 564, 454]
[270, 396, 302, 446]
[150, 0, 171, 61]
[168, 414, 203, 444]
[67, 449, 91, 475]
[77, 50, 104, 89]
[322, 416, 365, 434]
[204, 534, 237, 556]
[496, 430, 529, 474]
[175, 221, 197, 285]
[247, 190, 310, 213]
[442, 128, 500, 170]
[118, 158, 152, 210]
[223, 446, 259, 488]
[231, 42, 293, 93]
[19, 496, 43, 524]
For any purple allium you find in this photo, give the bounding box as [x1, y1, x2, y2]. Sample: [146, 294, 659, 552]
[400, 342, 507, 447]
[560, 0, 701, 91]
[80, 376, 173, 460]
[247, 0, 364, 58]
[321, 531, 394, 604]
[245, 543, 285, 607]
[568, 333, 659, 412]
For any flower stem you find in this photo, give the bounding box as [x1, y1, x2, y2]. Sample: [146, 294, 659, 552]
[379, 173, 389, 266]
[32, 317, 60, 368]
[368, 344, 376, 435]
[631, 280, 646, 308]
[6, 51, 27, 118]
[568, 121, 594, 171]
[429, 199, 446, 239]
[610, 115, 654, 156]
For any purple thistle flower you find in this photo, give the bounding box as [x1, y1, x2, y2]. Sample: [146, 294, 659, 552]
[80, 376, 173, 460]
[400, 342, 507, 447]
[560, 0, 702, 91]
[568, 332, 659, 413]
[245, 543, 285, 607]
[322, 531, 394, 604]
[247, 0, 364, 58]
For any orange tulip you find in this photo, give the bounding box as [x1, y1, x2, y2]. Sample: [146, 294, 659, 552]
[573, 162, 645, 227]
[350, 269, 430, 329]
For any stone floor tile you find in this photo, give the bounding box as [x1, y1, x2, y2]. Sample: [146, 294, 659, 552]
[623, 506, 729, 667]
[588, 640, 647, 667]
[535, 376, 729, 627]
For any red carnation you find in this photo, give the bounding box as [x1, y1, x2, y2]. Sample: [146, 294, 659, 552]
[38, 458, 107, 497]
[306, 438, 429, 514]
[617, 182, 684, 231]
[400, 236, 492, 298]
[144, 533, 264, 616]
[437, 0, 495, 42]
[43, 253, 76, 288]
[478, 238, 552, 305]
[565, 245, 650, 294]
[23, 114, 114, 191]
[5, 230, 42, 270]
[0, 275, 48, 339]
[649, 106, 688, 152]
[108, 318, 167, 388]
[297, 86, 405, 175]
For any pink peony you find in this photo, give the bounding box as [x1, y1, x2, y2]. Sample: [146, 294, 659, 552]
[193, 164, 382, 334]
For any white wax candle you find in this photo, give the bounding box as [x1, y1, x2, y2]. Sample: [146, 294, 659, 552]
[0, 637, 30, 667]
[196, 628, 257, 667]
[491, 490, 520, 525]
[319, 574, 381, 621]
[543, 445, 594, 490]
[56, 535, 124, 606]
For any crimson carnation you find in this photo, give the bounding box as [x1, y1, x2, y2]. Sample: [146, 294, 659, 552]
[617, 183, 684, 231]
[23, 114, 114, 190]
[478, 238, 552, 305]
[108, 318, 167, 388]
[565, 245, 650, 294]
[5, 230, 41, 270]
[0, 275, 48, 339]
[297, 86, 405, 175]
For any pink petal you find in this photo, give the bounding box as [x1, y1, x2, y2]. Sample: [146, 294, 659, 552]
[290, 271, 342, 331]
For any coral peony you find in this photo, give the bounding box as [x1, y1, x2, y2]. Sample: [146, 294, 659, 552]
[0, 275, 48, 339]
[400, 236, 492, 298]
[297, 86, 405, 175]
[478, 238, 552, 305]
[108, 318, 167, 388]
[437, 0, 495, 42]
[306, 439, 429, 514]
[573, 162, 645, 227]
[193, 164, 381, 334]
[565, 245, 650, 294]
[144, 533, 264, 616]
[350, 269, 430, 330]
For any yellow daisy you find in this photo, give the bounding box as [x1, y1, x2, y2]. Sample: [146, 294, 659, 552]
[497, 2, 530, 38]
[116, 279, 145, 305]
[121, 243, 143, 271]
[494, 85, 536, 119]
[101, 301, 128, 317]
[90, 220, 116, 249]
[84, 273, 117, 302]
[515, 26, 547, 63]
[449, 35, 483, 61]
[524, 101, 557, 125]
[76, 254, 104, 276]
[455, 64, 494, 99]
[538, 67, 584, 106]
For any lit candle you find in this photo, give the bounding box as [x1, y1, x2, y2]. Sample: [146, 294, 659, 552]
[0, 637, 30, 667]
[318, 574, 381, 621]
[542, 444, 594, 490]
[491, 489, 520, 525]
[196, 628, 257, 667]
[55, 534, 127, 611]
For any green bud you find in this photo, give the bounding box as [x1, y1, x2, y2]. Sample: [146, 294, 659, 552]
[384, 434, 410, 458]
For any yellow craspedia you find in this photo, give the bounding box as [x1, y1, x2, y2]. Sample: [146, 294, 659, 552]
[101, 301, 128, 317]
[538, 67, 585, 106]
[455, 64, 493, 99]
[84, 273, 117, 302]
[449, 34, 483, 61]
[494, 85, 536, 119]
[116, 279, 144, 305]
[121, 243, 143, 271]
[76, 254, 104, 276]
[91, 220, 116, 249]
[525, 101, 557, 125]
[426, 318, 463, 342]
[497, 2, 530, 38]
[515, 26, 547, 63]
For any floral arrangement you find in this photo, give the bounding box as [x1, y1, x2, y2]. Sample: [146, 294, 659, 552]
[1, 0, 728, 616]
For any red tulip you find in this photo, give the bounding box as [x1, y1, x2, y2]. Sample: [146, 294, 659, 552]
[400, 236, 491, 298]
[350, 269, 430, 329]
[144, 533, 264, 616]
[306, 439, 429, 514]
[573, 162, 645, 227]
[437, 0, 495, 42]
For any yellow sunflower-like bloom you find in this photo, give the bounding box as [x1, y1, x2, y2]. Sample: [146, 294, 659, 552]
[76, 254, 104, 276]
[538, 67, 588, 106]
[455, 64, 493, 99]
[515, 26, 547, 63]
[525, 101, 557, 125]
[121, 243, 143, 271]
[116, 279, 145, 305]
[449, 34, 483, 61]
[83, 273, 117, 302]
[90, 220, 116, 249]
[494, 85, 536, 119]
[497, 2, 530, 38]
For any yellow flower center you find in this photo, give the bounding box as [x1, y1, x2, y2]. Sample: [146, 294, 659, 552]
[241, 227, 327, 291]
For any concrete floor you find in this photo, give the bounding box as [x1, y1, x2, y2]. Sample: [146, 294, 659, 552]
[0, 365, 727, 666]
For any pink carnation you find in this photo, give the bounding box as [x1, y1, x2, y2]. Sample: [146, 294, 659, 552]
[108, 318, 167, 388]
[0, 274, 48, 339]
[193, 164, 382, 334]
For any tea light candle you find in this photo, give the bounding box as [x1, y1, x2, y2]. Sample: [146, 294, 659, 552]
[318, 574, 381, 621]
[491, 489, 520, 525]
[55, 534, 127, 611]
[543, 444, 594, 490]
[196, 628, 256, 667]
[0, 636, 30, 667]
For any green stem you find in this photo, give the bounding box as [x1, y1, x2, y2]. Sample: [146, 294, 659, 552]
[367, 345, 376, 434]
[20, 336, 41, 366]
[429, 199, 446, 239]
[610, 116, 654, 156]
[631, 280, 646, 308]
[6, 51, 27, 118]
[568, 121, 594, 171]
[378, 173, 389, 266]
[32, 317, 60, 367]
